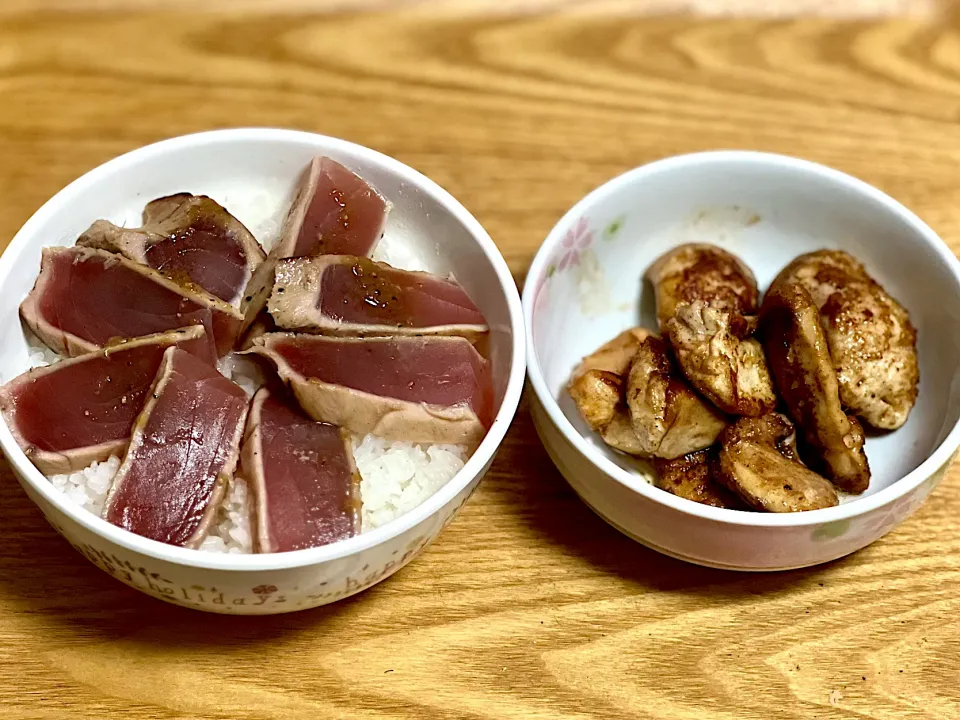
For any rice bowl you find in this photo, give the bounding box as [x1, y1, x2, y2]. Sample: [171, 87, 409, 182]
[0, 128, 525, 612]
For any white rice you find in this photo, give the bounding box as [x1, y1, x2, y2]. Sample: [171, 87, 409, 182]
[35, 354, 468, 554]
[198, 477, 254, 554]
[372, 236, 432, 272]
[354, 435, 467, 532]
[48, 455, 120, 517]
[26, 329, 60, 368]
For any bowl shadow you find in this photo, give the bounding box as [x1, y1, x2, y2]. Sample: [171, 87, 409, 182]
[488, 391, 849, 599]
[0, 392, 848, 645]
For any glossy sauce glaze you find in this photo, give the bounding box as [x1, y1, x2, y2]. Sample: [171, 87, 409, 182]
[317, 257, 485, 328]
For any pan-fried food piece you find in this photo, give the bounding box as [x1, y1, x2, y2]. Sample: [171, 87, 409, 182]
[773, 249, 919, 430]
[652, 449, 746, 509]
[568, 364, 647, 455]
[760, 282, 871, 493]
[568, 369, 647, 455]
[600, 410, 648, 456]
[647, 244, 775, 417]
[568, 328, 656, 456]
[715, 414, 839, 512]
[626, 337, 727, 459]
[646, 244, 759, 329]
[665, 301, 777, 417]
[568, 369, 622, 432]
[573, 327, 653, 377]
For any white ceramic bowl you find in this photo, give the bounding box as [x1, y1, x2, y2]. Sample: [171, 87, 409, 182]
[524, 151, 960, 571]
[0, 128, 525, 613]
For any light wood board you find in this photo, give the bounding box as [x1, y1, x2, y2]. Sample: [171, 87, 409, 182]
[1, 3, 959, 718]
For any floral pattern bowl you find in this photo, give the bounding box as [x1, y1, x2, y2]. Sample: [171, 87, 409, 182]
[523, 151, 960, 571]
[0, 129, 525, 612]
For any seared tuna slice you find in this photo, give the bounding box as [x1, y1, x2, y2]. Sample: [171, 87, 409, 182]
[0, 327, 208, 475]
[21, 247, 242, 360]
[242, 157, 389, 335]
[241, 388, 360, 553]
[78, 194, 265, 318]
[249, 333, 493, 448]
[102, 348, 249, 547]
[268, 255, 487, 340]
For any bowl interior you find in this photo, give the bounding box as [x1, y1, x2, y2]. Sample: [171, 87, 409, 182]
[529, 152, 960, 500]
[0, 129, 522, 567]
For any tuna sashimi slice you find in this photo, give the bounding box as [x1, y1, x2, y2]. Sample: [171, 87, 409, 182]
[0, 327, 208, 475]
[241, 157, 389, 336]
[102, 347, 249, 547]
[20, 246, 243, 360]
[267, 255, 488, 340]
[286, 157, 389, 259]
[241, 388, 360, 553]
[77, 194, 265, 314]
[249, 334, 494, 448]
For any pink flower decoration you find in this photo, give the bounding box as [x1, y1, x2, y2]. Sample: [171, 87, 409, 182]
[533, 273, 550, 318]
[557, 217, 593, 271]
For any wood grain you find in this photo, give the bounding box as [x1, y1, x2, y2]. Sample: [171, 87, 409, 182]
[1, 3, 960, 718]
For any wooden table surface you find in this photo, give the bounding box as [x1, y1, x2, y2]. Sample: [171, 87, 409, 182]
[2, 1, 960, 718]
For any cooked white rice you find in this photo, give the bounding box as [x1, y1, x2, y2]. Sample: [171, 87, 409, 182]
[198, 477, 254, 554]
[49, 455, 120, 517]
[35, 353, 468, 553]
[372, 236, 432, 272]
[26, 328, 60, 368]
[354, 435, 467, 532]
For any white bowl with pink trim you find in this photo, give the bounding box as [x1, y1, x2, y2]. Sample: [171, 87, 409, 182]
[523, 151, 960, 571]
[0, 128, 525, 613]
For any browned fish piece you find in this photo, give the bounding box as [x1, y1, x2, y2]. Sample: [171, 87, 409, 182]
[773, 249, 918, 430]
[646, 244, 759, 330]
[665, 301, 777, 417]
[648, 244, 775, 417]
[625, 336, 727, 459]
[568, 369, 622, 432]
[759, 282, 871, 494]
[715, 414, 839, 513]
[652, 449, 746, 509]
[572, 327, 653, 378]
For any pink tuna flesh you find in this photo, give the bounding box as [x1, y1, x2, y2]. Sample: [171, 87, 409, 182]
[25, 247, 241, 359]
[243, 388, 359, 553]
[0, 327, 208, 474]
[263, 334, 493, 427]
[78, 194, 265, 308]
[144, 219, 246, 303]
[102, 348, 249, 547]
[293, 158, 388, 258]
[320, 259, 484, 327]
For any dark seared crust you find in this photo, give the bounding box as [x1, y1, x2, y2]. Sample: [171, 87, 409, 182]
[715, 414, 840, 512]
[772, 249, 919, 430]
[759, 282, 871, 493]
[652, 449, 747, 509]
[720, 413, 801, 459]
[646, 244, 760, 330]
[625, 337, 727, 459]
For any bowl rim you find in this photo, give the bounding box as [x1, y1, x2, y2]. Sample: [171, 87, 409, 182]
[523, 149, 960, 527]
[0, 127, 526, 570]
